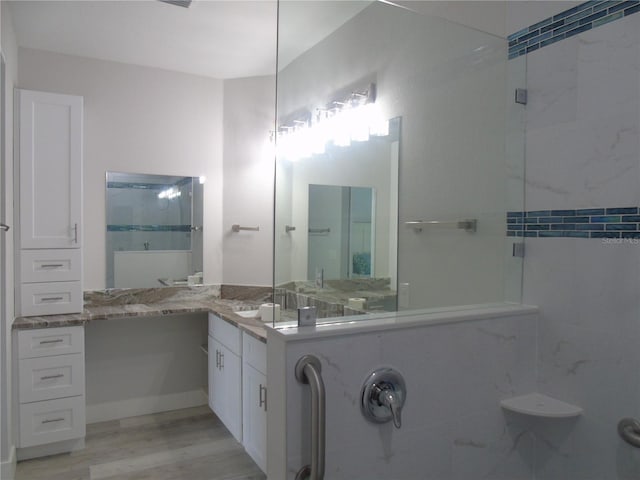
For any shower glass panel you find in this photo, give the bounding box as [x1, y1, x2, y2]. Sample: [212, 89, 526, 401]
[274, 1, 526, 326]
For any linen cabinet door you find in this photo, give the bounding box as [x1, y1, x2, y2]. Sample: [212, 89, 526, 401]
[18, 89, 82, 249]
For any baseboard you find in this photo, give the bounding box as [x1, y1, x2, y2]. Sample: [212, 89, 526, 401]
[17, 438, 84, 461]
[0, 446, 16, 480]
[86, 389, 208, 424]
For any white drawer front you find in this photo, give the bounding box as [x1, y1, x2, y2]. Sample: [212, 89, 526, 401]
[18, 326, 84, 359]
[20, 281, 82, 317]
[208, 314, 241, 355]
[242, 333, 266, 374]
[21, 249, 81, 283]
[19, 353, 85, 403]
[19, 396, 86, 448]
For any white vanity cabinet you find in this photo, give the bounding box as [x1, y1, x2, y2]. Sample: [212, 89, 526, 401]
[15, 89, 83, 316]
[242, 332, 267, 473]
[14, 326, 86, 458]
[208, 314, 242, 442]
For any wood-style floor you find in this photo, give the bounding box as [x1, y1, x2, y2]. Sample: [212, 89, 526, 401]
[15, 406, 267, 480]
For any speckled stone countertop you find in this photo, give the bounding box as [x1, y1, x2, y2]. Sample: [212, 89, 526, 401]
[12, 285, 273, 342]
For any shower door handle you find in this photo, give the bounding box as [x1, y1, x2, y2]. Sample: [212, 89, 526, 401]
[0, 223, 9, 232]
[295, 355, 325, 480]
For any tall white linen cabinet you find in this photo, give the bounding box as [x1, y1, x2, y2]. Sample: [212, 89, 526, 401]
[13, 89, 86, 459]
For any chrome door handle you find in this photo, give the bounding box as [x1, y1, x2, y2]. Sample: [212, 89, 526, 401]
[0, 223, 9, 232]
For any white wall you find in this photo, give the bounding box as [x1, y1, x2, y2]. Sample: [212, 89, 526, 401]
[222, 75, 275, 286]
[276, 2, 516, 308]
[84, 314, 208, 423]
[508, 6, 640, 478]
[0, 2, 18, 477]
[395, 0, 508, 38]
[17, 48, 224, 289]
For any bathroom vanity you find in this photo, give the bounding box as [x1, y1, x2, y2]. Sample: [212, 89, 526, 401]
[12, 287, 269, 472]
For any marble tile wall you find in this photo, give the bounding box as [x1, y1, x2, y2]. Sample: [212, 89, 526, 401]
[517, 7, 640, 479]
[269, 314, 536, 480]
[275, 312, 538, 479]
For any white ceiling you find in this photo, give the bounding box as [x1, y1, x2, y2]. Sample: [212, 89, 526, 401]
[8, 0, 372, 79]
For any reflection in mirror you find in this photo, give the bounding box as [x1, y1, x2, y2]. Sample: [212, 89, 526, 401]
[308, 185, 374, 282]
[106, 172, 204, 288]
[275, 117, 400, 319]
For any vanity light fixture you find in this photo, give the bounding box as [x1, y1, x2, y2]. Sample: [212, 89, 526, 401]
[274, 82, 389, 162]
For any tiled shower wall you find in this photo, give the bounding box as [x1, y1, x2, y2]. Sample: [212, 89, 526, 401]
[511, 1, 640, 478]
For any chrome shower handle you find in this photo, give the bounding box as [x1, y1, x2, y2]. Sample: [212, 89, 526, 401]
[361, 367, 406, 429]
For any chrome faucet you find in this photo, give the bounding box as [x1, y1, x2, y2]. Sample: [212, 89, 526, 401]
[361, 368, 406, 429]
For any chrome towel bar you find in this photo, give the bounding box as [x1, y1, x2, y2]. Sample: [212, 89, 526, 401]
[295, 355, 326, 480]
[308, 228, 330, 234]
[405, 219, 477, 233]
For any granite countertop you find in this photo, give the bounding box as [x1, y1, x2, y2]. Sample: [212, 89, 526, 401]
[12, 285, 272, 342]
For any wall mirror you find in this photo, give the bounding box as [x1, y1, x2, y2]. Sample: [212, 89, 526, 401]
[275, 117, 400, 315]
[308, 184, 375, 282]
[106, 172, 204, 288]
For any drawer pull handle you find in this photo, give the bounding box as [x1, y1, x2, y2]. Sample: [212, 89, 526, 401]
[39, 339, 64, 344]
[41, 417, 65, 424]
[41, 297, 64, 302]
[40, 264, 64, 268]
[40, 374, 65, 380]
[219, 352, 224, 370]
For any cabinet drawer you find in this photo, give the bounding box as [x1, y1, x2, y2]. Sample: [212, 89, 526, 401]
[19, 353, 85, 403]
[21, 249, 81, 283]
[20, 281, 82, 317]
[18, 326, 84, 359]
[242, 333, 266, 375]
[208, 314, 241, 355]
[19, 396, 85, 448]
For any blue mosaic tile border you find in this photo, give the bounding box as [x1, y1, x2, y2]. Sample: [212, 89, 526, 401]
[107, 224, 192, 232]
[507, 207, 640, 238]
[508, 0, 640, 59]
